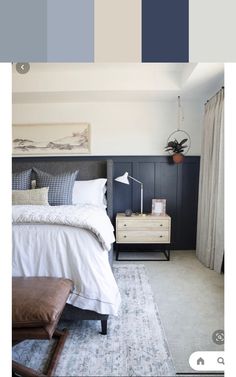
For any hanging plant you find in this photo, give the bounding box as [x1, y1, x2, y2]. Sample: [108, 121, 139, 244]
[165, 138, 188, 164]
[165, 96, 191, 164]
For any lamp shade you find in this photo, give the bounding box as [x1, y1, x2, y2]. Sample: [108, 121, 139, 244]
[115, 172, 130, 185]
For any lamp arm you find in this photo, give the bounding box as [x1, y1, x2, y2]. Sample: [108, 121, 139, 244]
[140, 184, 143, 214]
[128, 175, 143, 185]
[129, 175, 143, 214]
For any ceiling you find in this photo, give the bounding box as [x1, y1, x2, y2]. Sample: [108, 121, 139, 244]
[13, 63, 224, 103]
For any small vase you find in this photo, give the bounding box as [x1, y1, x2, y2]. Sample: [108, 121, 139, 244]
[125, 209, 133, 217]
[172, 153, 184, 164]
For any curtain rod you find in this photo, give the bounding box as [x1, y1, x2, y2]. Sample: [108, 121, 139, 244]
[204, 86, 224, 105]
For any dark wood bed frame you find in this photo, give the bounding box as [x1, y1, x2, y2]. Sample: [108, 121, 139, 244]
[12, 157, 114, 335]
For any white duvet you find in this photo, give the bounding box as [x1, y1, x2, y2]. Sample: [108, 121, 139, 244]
[12, 204, 115, 251]
[12, 205, 121, 315]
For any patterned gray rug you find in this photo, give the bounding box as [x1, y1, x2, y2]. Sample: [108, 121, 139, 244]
[13, 264, 176, 376]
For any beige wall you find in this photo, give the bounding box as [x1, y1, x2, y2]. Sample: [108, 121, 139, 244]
[13, 100, 203, 155]
[13, 64, 221, 156]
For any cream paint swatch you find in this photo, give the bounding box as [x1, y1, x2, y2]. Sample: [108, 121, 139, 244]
[95, 0, 141, 62]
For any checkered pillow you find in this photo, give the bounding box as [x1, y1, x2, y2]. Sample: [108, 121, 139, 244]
[33, 168, 79, 206]
[12, 169, 32, 190]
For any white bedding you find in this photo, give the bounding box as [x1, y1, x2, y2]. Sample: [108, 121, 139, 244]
[12, 204, 115, 251]
[12, 205, 121, 315]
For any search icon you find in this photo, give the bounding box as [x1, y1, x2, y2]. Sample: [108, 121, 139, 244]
[217, 357, 224, 365]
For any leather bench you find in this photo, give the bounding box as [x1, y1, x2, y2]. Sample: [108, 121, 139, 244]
[12, 277, 73, 377]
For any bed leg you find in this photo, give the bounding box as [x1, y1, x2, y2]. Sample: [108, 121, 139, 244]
[100, 320, 107, 335]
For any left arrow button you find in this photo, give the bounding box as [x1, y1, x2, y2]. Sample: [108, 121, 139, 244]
[16, 63, 30, 74]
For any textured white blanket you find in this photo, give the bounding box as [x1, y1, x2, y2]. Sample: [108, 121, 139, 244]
[12, 204, 115, 251]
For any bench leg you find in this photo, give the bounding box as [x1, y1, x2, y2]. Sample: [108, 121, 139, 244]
[47, 329, 68, 376]
[12, 360, 46, 376]
[100, 320, 107, 335]
[12, 329, 68, 377]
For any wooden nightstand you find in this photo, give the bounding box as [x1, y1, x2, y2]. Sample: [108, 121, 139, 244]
[115, 213, 171, 261]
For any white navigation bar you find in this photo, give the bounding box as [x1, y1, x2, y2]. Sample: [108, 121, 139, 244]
[189, 351, 225, 371]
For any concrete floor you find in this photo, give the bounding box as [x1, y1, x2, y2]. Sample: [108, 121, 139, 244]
[115, 250, 224, 374]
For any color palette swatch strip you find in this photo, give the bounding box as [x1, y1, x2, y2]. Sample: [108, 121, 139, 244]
[0, 0, 235, 62]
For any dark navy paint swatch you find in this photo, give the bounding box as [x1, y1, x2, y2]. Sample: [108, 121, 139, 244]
[142, 0, 189, 62]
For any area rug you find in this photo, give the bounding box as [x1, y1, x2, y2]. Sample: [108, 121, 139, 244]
[12, 264, 176, 376]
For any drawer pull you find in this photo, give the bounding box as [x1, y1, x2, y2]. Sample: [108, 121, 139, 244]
[159, 235, 163, 238]
[123, 224, 127, 227]
[160, 224, 163, 227]
[123, 235, 127, 238]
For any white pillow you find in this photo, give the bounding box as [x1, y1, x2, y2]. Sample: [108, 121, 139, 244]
[12, 187, 49, 205]
[72, 179, 107, 208]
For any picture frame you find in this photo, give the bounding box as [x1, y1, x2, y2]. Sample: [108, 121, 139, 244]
[151, 199, 166, 216]
[12, 123, 90, 156]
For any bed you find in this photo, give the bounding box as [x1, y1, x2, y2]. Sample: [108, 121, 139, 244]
[12, 158, 120, 334]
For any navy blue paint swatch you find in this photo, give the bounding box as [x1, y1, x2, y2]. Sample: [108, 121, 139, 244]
[142, 0, 189, 62]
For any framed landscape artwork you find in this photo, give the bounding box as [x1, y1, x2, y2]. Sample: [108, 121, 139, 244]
[12, 123, 90, 156]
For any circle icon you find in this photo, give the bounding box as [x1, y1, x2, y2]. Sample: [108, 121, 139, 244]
[217, 357, 224, 365]
[212, 330, 224, 345]
[16, 63, 30, 74]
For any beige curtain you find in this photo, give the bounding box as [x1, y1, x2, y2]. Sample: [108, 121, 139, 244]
[196, 88, 224, 273]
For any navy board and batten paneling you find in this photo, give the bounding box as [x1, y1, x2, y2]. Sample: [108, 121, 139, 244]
[12, 155, 200, 250]
[177, 160, 200, 249]
[113, 156, 200, 250]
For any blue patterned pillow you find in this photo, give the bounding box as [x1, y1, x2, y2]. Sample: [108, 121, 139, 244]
[33, 168, 79, 206]
[12, 169, 32, 190]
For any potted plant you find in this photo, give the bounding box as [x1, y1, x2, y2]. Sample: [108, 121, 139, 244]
[165, 138, 188, 164]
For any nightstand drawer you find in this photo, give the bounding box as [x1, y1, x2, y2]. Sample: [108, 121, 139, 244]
[116, 230, 170, 243]
[117, 218, 169, 231]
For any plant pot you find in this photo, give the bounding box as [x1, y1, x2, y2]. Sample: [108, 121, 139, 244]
[172, 153, 184, 164]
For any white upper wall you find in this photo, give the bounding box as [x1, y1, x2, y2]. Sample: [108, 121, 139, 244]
[13, 63, 192, 94]
[12, 63, 224, 156]
[13, 100, 203, 155]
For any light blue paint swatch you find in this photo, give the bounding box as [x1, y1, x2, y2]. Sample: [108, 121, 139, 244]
[47, 0, 94, 62]
[0, 0, 47, 61]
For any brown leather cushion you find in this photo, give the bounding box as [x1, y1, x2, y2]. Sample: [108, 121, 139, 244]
[13, 322, 58, 341]
[12, 277, 73, 328]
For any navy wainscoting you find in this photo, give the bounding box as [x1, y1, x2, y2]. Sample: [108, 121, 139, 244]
[112, 156, 200, 250]
[13, 155, 200, 250]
